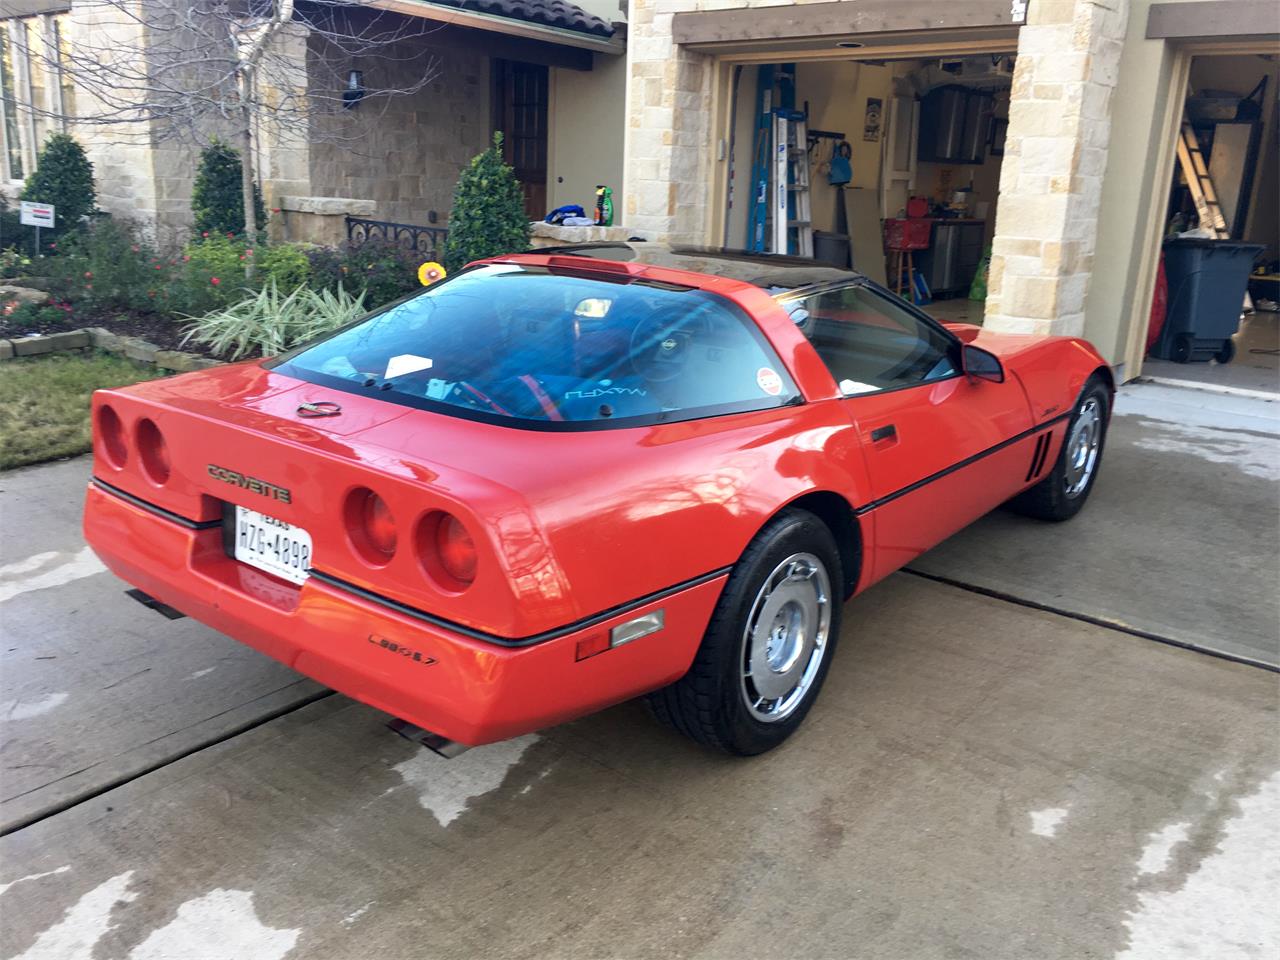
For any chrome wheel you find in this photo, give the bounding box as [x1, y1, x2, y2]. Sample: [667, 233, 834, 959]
[739, 552, 832, 723]
[1063, 397, 1102, 498]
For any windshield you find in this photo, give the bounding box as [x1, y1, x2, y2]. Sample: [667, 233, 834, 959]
[273, 263, 800, 429]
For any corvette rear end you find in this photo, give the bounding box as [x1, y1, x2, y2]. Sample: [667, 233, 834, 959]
[84, 375, 732, 745]
[81, 258, 818, 747]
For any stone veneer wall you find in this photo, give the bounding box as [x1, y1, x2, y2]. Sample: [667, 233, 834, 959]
[626, 0, 1131, 339]
[65, 0, 162, 235]
[983, 0, 1129, 336]
[66, 0, 235, 245]
[305, 31, 490, 227]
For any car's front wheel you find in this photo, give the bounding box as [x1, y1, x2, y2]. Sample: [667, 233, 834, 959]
[647, 508, 842, 755]
[1009, 375, 1110, 522]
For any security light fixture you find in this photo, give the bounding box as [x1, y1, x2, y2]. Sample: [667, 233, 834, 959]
[343, 70, 365, 109]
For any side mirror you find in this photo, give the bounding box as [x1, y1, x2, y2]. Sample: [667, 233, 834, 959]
[962, 344, 1005, 383]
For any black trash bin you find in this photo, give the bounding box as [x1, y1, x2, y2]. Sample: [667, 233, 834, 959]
[1150, 238, 1264, 363]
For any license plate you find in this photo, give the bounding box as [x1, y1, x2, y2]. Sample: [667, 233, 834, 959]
[232, 505, 313, 585]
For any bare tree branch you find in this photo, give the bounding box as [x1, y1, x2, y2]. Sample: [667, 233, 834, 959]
[8, 0, 442, 249]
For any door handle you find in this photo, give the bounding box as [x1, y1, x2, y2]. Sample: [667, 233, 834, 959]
[870, 424, 897, 443]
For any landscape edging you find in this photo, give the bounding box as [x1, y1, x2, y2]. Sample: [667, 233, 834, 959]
[0, 327, 222, 372]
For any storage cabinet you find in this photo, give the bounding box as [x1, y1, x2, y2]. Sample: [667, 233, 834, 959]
[917, 86, 993, 164]
[916, 221, 986, 296]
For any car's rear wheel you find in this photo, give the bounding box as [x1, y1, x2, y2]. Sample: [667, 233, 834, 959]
[646, 508, 842, 755]
[1008, 376, 1110, 522]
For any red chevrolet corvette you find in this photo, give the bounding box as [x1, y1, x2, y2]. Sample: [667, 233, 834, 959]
[84, 244, 1112, 755]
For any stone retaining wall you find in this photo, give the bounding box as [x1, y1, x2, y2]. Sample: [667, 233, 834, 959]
[0, 328, 221, 372]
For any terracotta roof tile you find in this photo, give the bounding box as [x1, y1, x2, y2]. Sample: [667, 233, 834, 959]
[430, 0, 614, 37]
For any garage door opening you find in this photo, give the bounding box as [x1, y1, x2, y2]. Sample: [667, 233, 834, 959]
[719, 52, 1016, 328]
[1140, 52, 1279, 394]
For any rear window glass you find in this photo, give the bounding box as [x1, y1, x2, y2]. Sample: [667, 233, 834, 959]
[273, 263, 799, 429]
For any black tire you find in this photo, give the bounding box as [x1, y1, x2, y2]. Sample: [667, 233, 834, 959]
[646, 508, 843, 755]
[1008, 376, 1110, 522]
[1215, 339, 1236, 364]
[1172, 334, 1195, 363]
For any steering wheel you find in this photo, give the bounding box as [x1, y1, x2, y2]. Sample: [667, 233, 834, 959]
[628, 310, 705, 384]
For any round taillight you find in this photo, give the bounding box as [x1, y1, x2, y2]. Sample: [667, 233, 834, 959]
[437, 515, 477, 584]
[417, 511, 477, 590]
[345, 488, 396, 565]
[136, 418, 170, 484]
[96, 404, 127, 468]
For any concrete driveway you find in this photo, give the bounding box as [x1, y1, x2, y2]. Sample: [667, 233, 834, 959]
[1, 380, 1277, 959]
[913, 383, 1280, 668]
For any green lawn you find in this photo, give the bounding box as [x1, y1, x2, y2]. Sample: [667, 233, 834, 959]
[0, 352, 162, 470]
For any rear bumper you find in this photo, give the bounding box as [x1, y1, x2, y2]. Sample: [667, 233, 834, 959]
[83, 482, 725, 745]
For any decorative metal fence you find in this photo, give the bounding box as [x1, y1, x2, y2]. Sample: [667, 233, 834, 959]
[345, 216, 448, 259]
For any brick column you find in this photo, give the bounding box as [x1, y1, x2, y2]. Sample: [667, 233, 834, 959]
[984, 0, 1129, 336]
[625, 0, 716, 242]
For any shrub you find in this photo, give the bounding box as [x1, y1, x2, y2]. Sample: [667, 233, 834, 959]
[442, 132, 529, 272]
[258, 242, 311, 291]
[173, 234, 253, 314]
[1, 247, 31, 279]
[38, 219, 164, 312]
[0, 195, 23, 252]
[20, 134, 96, 238]
[191, 139, 267, 237]
[181, 281, 367, 360]
[307, 239, 420, 308]
[0, 298, 75, 336]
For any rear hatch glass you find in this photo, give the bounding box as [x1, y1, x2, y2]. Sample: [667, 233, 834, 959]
[271, 263, 799, 430]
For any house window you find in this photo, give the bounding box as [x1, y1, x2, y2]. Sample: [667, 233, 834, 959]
[52, 16, 73, 125]
[0, 27, 24, 181]
[27, 22, 49, 153]
[0, 15, 74, 181]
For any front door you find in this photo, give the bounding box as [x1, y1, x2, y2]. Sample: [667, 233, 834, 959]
[493, 60, 548, 220]
[779, 283, 1035, 583]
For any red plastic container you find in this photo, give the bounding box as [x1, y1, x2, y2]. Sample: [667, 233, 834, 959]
[884, 218, 932, 251]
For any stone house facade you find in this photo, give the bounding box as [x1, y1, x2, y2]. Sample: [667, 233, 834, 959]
[1, 0, 628, 247]
[618, 0, 1278, 377]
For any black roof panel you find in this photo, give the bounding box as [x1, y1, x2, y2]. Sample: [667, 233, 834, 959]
[535, 242, 859, 291]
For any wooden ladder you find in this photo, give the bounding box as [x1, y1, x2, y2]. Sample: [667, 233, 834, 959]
[1176, 120, 1252, 311]
[1176, 121, 1228, 238]
[771, 110, 813, 257]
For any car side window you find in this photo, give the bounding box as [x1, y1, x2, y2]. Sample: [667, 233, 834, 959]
[781, 284, 958, 395]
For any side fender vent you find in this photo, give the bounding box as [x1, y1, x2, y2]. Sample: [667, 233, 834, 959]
[1025, 432, 1052, 482]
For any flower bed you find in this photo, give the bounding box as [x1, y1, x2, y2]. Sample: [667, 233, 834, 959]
[2, 219, 424, 361]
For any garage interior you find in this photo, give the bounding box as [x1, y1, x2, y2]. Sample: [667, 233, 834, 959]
[719, 49, 1016, 327]
[1141, 51, 1279, 393]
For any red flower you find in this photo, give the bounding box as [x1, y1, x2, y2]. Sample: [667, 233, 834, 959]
[227, 232, 234, 239]
[201, 231, 209, 238]
[49, 242, 56, 249]
[131, 245, 140, 253]
[182, 255, 190, 263]
[85, 283, 93, 290]
[239, 255, 245, 261]
[155, 264, 163, 270]
[271, 208, 280, 214]
[210, 277, 221, 286]
[244, 249, 254, 256]
[84, 271, 93, 279]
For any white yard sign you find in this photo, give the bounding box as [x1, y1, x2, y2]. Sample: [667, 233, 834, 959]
[19, 201, 55, 228]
